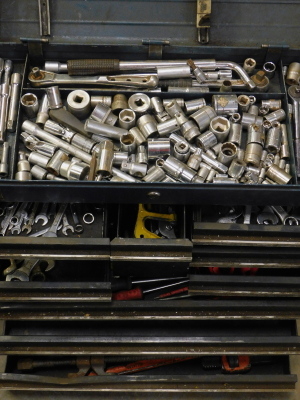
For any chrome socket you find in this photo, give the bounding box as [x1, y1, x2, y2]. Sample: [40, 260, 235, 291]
[211, 142, 223, 156]
[244, 143, 263, 167]
[201, 152, 228, 173]
[263, 62, 276, 79]
[213, 177, 238, 184]
[121, 161, 147, 178]
[162, 156, 196, 182]
[120, 133, 137, 154]
[137, 114, 158, 139]
[119, 109, 136, 130]
[265, 122, 282, 154]
[249, 104, 259, 116]
[96, 140, 114, 177]
[261, 99, 282, 112]
[280, 124, 290, 159]
[164, 100, 183, 117]
[228, 159, 245, 179]
[91, 96, 112, 108]
[36, 94, 49, 126]
[212, 95, 238, 115]
[237, 95, 251, 113]
[241, 113, 264, 127]
[44, 120, 75, 142]
[174, 141, 190, 162]
[15, 153, 32, 181]
[90, 103, 118, 125]
[142, 166, 166, 182]
[113, 152, 129, 166]
[228, 122, 242, 146]
[67, 162, 89, 180]
[220, 80, 232, 92]
[47, 149, 69, 176]
[286, 62, 300, 85]
[206, 168, 217, 182]
[21, 93, 39, 119]
[169, 133, 197, 154]
[187, 153, 202, 170]
[151, 97, 164, 113]
[250, 71, 270, 92]
[163, 98, 185, 109]
[210, 116, 230, 143]
[243, 58, 256, 74]
[197, 163, 211, 180]
[85, 119, 128, 140]
[196, 131, 217, 150]
[217, 142, 237, 166]
[264, 109, 286, 123]
[266, 164, 292, 185]
[184, 98, 206, 115]
[247, 124, 265, 146]
[128, 93, 150, 114]
[46, 86, 63, 109]
[111, 94, 128, 114]
[137, 145, 148, 164]
[28, 151, 50, 168]
[148, 138, 171, 159]
[31, 165, 47, 180]
[190, 106, 217, 131]
[157, 117, 180, 137]
[67, 90, 91, 119]
[129, 127, 146, 145]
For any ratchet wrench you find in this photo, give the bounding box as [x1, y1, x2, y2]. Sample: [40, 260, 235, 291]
[28, 70, 159, 88]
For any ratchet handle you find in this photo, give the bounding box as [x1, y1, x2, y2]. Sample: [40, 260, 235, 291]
[67, 59, 120, 75]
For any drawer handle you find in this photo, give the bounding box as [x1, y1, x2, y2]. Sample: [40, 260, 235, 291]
[147, 191, 161, 199]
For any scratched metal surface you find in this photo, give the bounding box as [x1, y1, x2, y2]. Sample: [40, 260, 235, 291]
[0, 0, 300, 48]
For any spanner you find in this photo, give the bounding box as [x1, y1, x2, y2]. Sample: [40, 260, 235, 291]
[288, 85, 300, 177]
[62, 213, 74, 236]
[29, 69, 159, 89]
[48, 203, 57, 220]
[35, 203, 50, 226]
[22, 202, 40, 234]
[6, 259, 55, 281]
[271, 205, 299, 226]
[257, 206, 279, 225]
[9, 202, 29, 226]
[217, 207, 243, 223]
[70, 204, 84, 233]
[43, 203, 68, 237]
[10, 203, 31, 235]
[0, 203, 19, 236]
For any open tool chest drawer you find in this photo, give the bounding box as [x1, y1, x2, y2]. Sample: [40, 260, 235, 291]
[1, 0, 300, 396]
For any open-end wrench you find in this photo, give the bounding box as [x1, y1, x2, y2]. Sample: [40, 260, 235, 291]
[217, 207, 243, 223]
[62, 213, 74, 236]
[35, 203, 50, 226]
[48, 203, 57, 220]
[0, 203, 19, 236]
[243, 205, 252, 225]
[6, 259, 55, 281]
[43, 203, 68, 237]
[22, 203, 40, 234]
[288, 85, 300, 177]
[29, 69, 159, 89]
[271, 205, 299, 226]
[70, 204, 84, 233]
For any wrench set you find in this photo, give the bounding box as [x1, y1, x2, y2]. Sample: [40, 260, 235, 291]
[0, 202, 99, 237]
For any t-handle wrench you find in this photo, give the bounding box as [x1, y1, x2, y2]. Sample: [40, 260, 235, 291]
[288, 85, 300, 177]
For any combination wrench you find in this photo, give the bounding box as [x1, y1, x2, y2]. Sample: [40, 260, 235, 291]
[0, 203, 19, 236]
[10, 203, 31, 235]
[62, 213, 74, 236]
[70, 204, 84, 233]
[22, 202, 40, 234]
[6, 259, 55, 281]
[271, 205, 299, 226]
[43, 203, 68, 237]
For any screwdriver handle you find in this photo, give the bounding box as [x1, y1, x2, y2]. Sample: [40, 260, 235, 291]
[111, 277, 132, 292]
[67, 59, 120, 75]
[112, 287, 143, 301]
